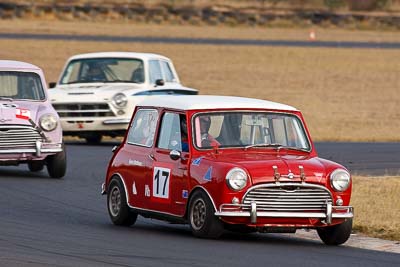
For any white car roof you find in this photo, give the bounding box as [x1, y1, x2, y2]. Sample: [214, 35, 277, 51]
[0, 60, 41, 71]
[138, 95, 298, 111]
[68, 52, 171, 61]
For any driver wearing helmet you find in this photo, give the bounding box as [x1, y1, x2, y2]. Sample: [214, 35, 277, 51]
[199, 115, 220, 147]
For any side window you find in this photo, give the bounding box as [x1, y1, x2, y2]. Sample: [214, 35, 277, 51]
[127, 109, 158, 147]
[160, 61, 175, 82]
[157, 113, 183, 151]
[149, 60, 163, 84]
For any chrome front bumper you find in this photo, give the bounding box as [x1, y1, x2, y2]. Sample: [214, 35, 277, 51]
[215, 202, 353, 225]
[0, 141, 63, 157]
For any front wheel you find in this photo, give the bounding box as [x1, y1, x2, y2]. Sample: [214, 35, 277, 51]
[28, 161, 44, 172]
[107, 178, 137, 226]
[46, 146, 67, 179]
[317, 218, 353, 245]
[188, 190, 224, 239]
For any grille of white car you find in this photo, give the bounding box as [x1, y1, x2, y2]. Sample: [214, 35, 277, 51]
[242, 183, 332, 212]
[52, 103, 115, 117]
[0, 126, 42, 149]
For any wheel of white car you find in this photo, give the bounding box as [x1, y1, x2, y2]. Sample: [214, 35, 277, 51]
[28, 161, 44, 172]
[188, 190, 224, 239]
[107, 178, 137, 226]
[317, 218, 353, 246]
[85, 135, 102, 145]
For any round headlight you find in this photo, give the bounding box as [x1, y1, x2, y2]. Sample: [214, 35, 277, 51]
[226, 167, 248, 191]
[113, 93, 127, 108]
[330, 169, 351, 192]
[39, 114, 58, 132]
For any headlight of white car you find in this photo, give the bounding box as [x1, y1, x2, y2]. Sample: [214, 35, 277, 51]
[112, 93, 127, 108]
[226, 167, 248, 191]
[330, 169, 351, 192]
[39, 114, 58, 132]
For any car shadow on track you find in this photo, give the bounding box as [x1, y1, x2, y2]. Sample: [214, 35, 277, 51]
[101, 218, 324, 248]
[0, 167, 55, 180]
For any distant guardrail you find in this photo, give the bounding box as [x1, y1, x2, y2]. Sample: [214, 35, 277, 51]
[0, 2, 399, 29]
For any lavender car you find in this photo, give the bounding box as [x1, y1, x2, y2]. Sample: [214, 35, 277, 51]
[0, 60, 66, 178]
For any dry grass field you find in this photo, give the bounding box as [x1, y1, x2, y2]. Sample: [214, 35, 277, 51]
[0, 19, 399, 141]
[352, 176, 400, 241]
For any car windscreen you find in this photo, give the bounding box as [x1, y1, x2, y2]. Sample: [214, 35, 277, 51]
[193, 112, 310, 151]
[59, 58, 144, 84]
[0, 71, 45, 101]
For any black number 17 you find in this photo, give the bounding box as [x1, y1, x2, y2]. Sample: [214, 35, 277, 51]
[154, 169, 170, 195]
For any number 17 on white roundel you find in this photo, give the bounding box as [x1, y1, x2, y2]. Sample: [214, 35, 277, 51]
[152, 167, 171, 199]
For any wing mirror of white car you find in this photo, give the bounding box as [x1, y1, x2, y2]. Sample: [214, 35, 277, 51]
[48, 82, 56, 89]
[169, 150, 181, 161]
[155, 79, 165, 87]
[112, 145, 119, 153]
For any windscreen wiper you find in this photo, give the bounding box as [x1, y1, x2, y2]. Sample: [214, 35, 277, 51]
[244, 143, 283, 151]
[0, 97, 13, 101]
[105, 79, 137, 83]
[65, 80, 106, 84]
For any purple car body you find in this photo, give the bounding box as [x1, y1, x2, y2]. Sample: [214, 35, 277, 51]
[0, 60, 66, 178]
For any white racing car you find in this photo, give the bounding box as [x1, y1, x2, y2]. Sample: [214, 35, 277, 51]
[49, 52, 198, 144]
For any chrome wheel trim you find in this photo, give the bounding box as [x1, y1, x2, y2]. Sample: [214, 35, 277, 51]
[109, 186, 122, 217]
[190, 198, 207, 231]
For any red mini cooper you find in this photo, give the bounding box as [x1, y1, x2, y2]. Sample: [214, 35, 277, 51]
[102, 95, 353, 245]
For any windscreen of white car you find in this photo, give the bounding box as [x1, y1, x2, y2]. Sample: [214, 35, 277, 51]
[60, 58, 144, 84]
[0, 71, 45, 101]
[193, 112, 310, 151]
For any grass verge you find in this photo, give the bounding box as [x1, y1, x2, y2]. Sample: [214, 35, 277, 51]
[0, 21, 399, 141]
[352, 176, 400, 241]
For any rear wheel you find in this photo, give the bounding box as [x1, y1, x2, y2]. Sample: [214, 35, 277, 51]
[107, 178, 137, 226]
[188, 190, 224, 239]
[28, 161, 44, 172]
[317, 218, 353, 245]
[46, 145, 67, 179]
[85, 135, 102, 144]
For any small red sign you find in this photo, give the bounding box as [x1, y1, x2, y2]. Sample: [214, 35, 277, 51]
[15, 108, 31, 120]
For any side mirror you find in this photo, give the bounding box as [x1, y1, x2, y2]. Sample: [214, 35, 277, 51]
[155, 79, 165, 87]
[49, 82, 56, 89]
[112, 145, 119, 153]
[169, 150, 181, 161]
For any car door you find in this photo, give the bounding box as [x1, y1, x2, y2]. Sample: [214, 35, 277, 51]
[122, 108, 159, 210]
[149, 59, 180, 87]
[147, 111, 190, 216]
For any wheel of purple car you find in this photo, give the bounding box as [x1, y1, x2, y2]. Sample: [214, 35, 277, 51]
[46, 144, 67, 178]
[28, 161, 44, 172]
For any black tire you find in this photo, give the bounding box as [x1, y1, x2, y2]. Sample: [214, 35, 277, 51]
[46, 146, 67, 179]
[28, 161, 44, 172]
[188, 190, 224, 239]
[107, 178, 137, 226]
[317, 218, 353, 246]
[85, 135, 102, 145]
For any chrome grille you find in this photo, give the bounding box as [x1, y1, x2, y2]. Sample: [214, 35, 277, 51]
[0, 126, 42, 149]
[52, 103, 115, 117]
[243, 184, 332, 212]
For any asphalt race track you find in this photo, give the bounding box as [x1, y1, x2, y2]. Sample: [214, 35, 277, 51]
[1, 32, 400, 49]
[315, 142, 400, 176]
[0, 142, 399, 266]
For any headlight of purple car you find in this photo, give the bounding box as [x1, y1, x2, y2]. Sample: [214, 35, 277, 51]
[40, 114, 58, 132]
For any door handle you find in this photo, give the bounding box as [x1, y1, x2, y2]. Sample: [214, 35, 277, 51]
[148, 154, 156, 161]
